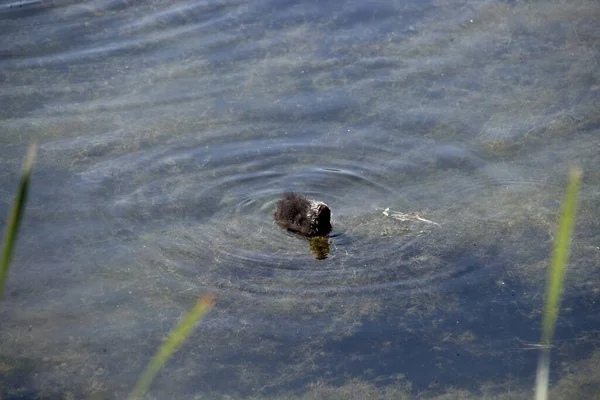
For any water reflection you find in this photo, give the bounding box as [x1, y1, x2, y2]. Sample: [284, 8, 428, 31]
[309, 236, 330, 260]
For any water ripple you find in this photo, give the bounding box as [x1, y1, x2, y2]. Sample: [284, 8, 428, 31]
[62, 130, 516, 299]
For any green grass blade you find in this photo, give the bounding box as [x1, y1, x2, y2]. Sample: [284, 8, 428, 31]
[535, 167, 582, 400]
[0, 142, 37, 302]
[129, 293, 215, 400]
[541, 167, 581, 345]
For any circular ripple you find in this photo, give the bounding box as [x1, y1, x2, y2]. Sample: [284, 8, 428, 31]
[73, 133, 531, 298]
[169, 150, 497, 296]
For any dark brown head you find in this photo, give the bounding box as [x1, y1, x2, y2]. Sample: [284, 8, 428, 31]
[274, 192, 332, 237]
[309, 202, 332, 237]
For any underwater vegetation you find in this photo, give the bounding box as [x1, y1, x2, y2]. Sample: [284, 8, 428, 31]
[0, 144, 587, 399]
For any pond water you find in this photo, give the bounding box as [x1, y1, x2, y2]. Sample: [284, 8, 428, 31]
[1, 0, 600, 398]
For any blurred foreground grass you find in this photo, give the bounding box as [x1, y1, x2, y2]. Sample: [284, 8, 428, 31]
[128, 293, 215, 399]
[0, 142, 36, 303]
[535, 167, 582, 400]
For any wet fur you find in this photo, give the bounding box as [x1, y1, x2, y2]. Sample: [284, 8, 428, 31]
[274, 192, 332, 237]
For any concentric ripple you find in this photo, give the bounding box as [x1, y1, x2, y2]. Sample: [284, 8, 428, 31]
[68, 129, 522, 299]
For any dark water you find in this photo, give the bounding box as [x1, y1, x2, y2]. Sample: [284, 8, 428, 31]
[1, 0, 600, 398]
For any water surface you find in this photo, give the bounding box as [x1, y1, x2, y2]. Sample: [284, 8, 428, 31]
[1, 0, 600, 398]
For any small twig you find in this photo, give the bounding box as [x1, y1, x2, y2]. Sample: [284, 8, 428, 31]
[382, 207, 441, 227]
[516, 338, 553, 350]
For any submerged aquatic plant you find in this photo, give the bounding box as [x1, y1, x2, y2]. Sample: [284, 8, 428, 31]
[0, 142, 37, 303]
[129, 293, 215, 400]
[534, 167, 582, 400]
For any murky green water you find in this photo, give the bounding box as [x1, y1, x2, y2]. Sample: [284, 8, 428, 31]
[1, 0, 600, 398]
